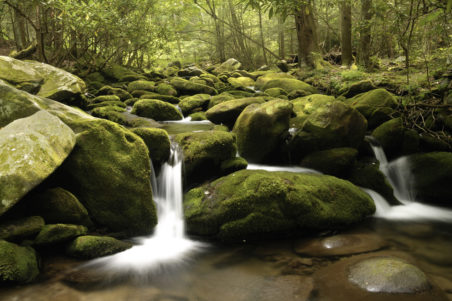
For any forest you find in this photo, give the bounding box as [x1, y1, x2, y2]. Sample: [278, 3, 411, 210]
[0, 0, 452, 300]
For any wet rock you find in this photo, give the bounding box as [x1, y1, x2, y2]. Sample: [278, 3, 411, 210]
[178, 94, 211, 115]
[212, 58, 242, 75]
[91, 95, 121, 104]
[66, 235, 132, 259]
[0, 216, 44, 241]
[294, 233, 387, 257]
[101, 63, 145, 82]
[0, 111, 76, 216]
[262, 78, 317, 95]
[131, 127, 171, 165]
[131, 99, 183, 121]
[96, 85, 132, 101]
[189, 111, 207, 121]
[227, 77, 255, 90]
[91, 106, 131, 126]
[340, 79, 376, 98]
[170, 77, 217, 96]
[348, 257, 430, 293]
[156, 83, 178, 96]
[127, 80, 156, 93]
[0, 240, 39, 283]
[300, 147, 358, 177]
[34, 224, 87, 246]
[255, 72, 295, 90]
[87, 100, 126, 110]
[184, 169, 375, 242]
[233, 99, 293, 162]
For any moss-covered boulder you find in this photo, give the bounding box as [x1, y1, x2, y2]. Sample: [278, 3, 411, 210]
[408, 152, 452, 206]
[262, 78, 317, 95]
[184, 170, 375, 242]
[138, 92, 180, 104]
[66, 235, 132, 259]
[228, 77, 255, 89]
[58, 119, 157, 235]
[208, 93, 237, 108]
[170, 78, 218, 96]
[288, 101, 367, 161]
[156, 83, 178, 96]
[131, 99, 183, 121]
[127, 80, 155, 93]
[27, 188, 92, 226]
[347, 89, 398, 128]
[0, 56, 43, 87]
[220, 157, 248, 175]
[233, 99, 293, 163]
[255, 72, 295, 90]
[347, 162, 399, 205]
[91, 106, 131, 126]
[101, 63, 145, 82]
[189, 112, 207, 121]
[339, 79, 376, 98]
[96, 85, 132, 101]
[0, 216, 45, 241]
[34, 224, 87, 246]
[206, 97, 268, 128]
[178, 94, 211, 115]
[264, 88, 289, 99]
[0, 240, 39, 283]
[212, 58, 242, 75]
[91, 95, 121, 104]
[0, 111, 76, 216]
[372, 118, 420, 160]
[300, 148, 358, 177]
[131, 128, 171, 165]
[291, 94, 336, 123]
[87, 100, 126, 110]
[174, 131, 237, 184]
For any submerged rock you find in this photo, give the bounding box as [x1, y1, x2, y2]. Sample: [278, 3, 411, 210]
[0, 240, 39, 283]
[233, 99, 293, 163]
[348, 257, 430, 293]
[66, 235, 132, 259]
[184, 169, 375, 242]
[0, 111, 76, 216]
[131, 99, 183, 121]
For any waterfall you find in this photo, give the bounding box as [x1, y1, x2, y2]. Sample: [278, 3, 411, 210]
[85, 144, 203, 274]
[365, 136, 452, 222]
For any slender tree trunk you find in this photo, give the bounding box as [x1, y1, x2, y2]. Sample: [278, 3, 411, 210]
[258, 7, 268, 64]
[294, 0, 319, 67]
[340, 0, 352, 66]
[278, 16, 285, 59]
[359, 0, 372, 68]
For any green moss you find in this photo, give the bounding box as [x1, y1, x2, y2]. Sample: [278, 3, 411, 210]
[189, 112, 207, 121]
[226, 90, 255, 98]
[131, 99, 183, 121]
[170, 77, 218, 96]
[174, 131, 237, 185]
[0, 80, 40, 127]
[184, 170, 375, 242]
[127, 80, 155, 93]
[101, 64, 144, 82]
[87, 101, 126, 110]
[131, 128, 171, 164]
[156, 83, 178, 96]
[339, 80, 376, 98]
[341, 70, 365, 82]
[255, 72, 295, 90]
[261, 78, 318, 95]
[291, 94, 336, 118]
[178, 94, 211, 115]
[300, 147, 358, 177]
[91, 106, 131, 126]
[227, 77, 255, 89]
[66, 235, 132, 259]
[139, 93, 180, 104]
[34, 224, 87, 246]
[0, 216, 45, 241]
[0, 240, 39, 283]
[220, 157, 248, 175]
[208, 93, 236, 108]
[264, 88, 288, 99]
[91, 95, 121, 104]
[206, 97, 267, 128]
[233, 99, 293, 163]
[29, 187, 92, 226]
[96, 85, 132, 101]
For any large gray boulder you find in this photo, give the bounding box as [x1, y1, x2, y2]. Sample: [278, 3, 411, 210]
[0, 111, 76, 216]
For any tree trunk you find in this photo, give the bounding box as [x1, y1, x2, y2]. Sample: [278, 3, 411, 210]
[294, 0, 319, 67]
[278, 16, 285, 59]
[258, 7, 268, 65]
[359, 0, 372, 69]
[340, 0, 352, 66]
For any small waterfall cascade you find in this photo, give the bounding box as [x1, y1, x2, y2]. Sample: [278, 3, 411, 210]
[87, 144, 203, 274]
[366, 136, 452, 222]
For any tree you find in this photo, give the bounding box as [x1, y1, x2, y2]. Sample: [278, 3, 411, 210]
[340, 0, 352, 66]
[358, 0, 373, 69]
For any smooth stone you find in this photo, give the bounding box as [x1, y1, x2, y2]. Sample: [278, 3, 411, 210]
[0, 111, 76, 216]
[66, 235, 132, 259]
[348, 257, 430, 293]
[294, 233, 387, 257]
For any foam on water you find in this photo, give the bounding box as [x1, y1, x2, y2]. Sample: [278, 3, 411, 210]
[247, 164, 321, 174]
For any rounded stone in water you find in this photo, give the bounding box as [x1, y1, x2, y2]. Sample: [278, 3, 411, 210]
[348, 257, 430, 293]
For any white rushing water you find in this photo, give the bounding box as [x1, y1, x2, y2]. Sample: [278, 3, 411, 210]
[86, 145, 203, 275]
[366, 137, 452, 222]
[247, 164, 321, 174]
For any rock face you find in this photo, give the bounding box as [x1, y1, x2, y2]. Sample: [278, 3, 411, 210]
[59, 119, 157, 235]
[131, 99, 183, 121]
[288, 101, 367, 160]
[348, 257, 430, 293]
[0, 240, 39, 283]
[0, 111, 76, 216]
[66, 235, 132, 259]
[0, 56, 86, 105]
[184, 169, 375, 242]
[206, 97, 267, 128]
[233, 99, 293, 163]
[408, 152, 452, 206]
[174, 131, 237, 185]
